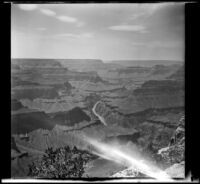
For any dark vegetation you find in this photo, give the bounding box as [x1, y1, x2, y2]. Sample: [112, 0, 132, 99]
[28, 146, 97, 178]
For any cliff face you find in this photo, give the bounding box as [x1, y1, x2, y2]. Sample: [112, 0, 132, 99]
[110, 115, 185, 179]
[11, 106, 91, 134]
[156, 115, 185, 167]
[93, 100, 184, 155]
[94, 79, 184, 119]
[11, 59, 104, 85]
[94, 101, 127, 126]
[11, 59, 105, 102]
[127, 80, 184, 113]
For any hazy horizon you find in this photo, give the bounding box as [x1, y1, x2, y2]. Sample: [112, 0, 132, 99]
[11, 57, 184, 62]
[12, 3, 185, 61]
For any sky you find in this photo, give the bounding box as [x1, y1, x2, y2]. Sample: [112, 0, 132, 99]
[11, 3, 185, 61]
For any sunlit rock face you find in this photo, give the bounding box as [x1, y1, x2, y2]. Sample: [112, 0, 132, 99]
[111, 167, 141, 177]
[165, 161, 185, 178]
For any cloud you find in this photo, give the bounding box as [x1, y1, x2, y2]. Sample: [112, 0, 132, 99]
[40, 8, 56, 16]
[57, 15, 77, 23]
[18, 4, 38, 11]
[18, 4, 84, 27]
[55, 33, 93, 39]
[128, 3, 172, 22]
[109, 25, 147, 33]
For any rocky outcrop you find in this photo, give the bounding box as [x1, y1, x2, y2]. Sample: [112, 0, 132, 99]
[165, 161, 185, 178]
[109, 115, 185, 179]
[157, 116, 184, 161]
[111, 167, 141, 177]
[156, 115, 185, 177]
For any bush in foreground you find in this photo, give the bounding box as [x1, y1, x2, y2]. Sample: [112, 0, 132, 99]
[28, 146, 96, 178]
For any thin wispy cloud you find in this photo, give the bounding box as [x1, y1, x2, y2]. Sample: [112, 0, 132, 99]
[109, 25, 147, 33]
[18, 4, 84, 27]
[57, 15, 77, 23]
[40, 8, 56, 16]
[18, 4, 38, 11]
[55, 32, 94, 39]
[128, 3, 170, 22]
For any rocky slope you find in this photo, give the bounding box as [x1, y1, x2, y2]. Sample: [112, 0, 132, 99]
[111, 115, 185, 179]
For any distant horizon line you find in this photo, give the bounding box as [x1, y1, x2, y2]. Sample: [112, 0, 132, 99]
[11, 57, 184, 62]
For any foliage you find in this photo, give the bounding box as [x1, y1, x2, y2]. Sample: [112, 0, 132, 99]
[28, 146, 96, 178]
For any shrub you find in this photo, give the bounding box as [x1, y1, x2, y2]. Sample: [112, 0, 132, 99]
[28, 146, 96, 178]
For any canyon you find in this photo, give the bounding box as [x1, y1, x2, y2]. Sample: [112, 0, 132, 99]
[11, 58, 184, 179]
